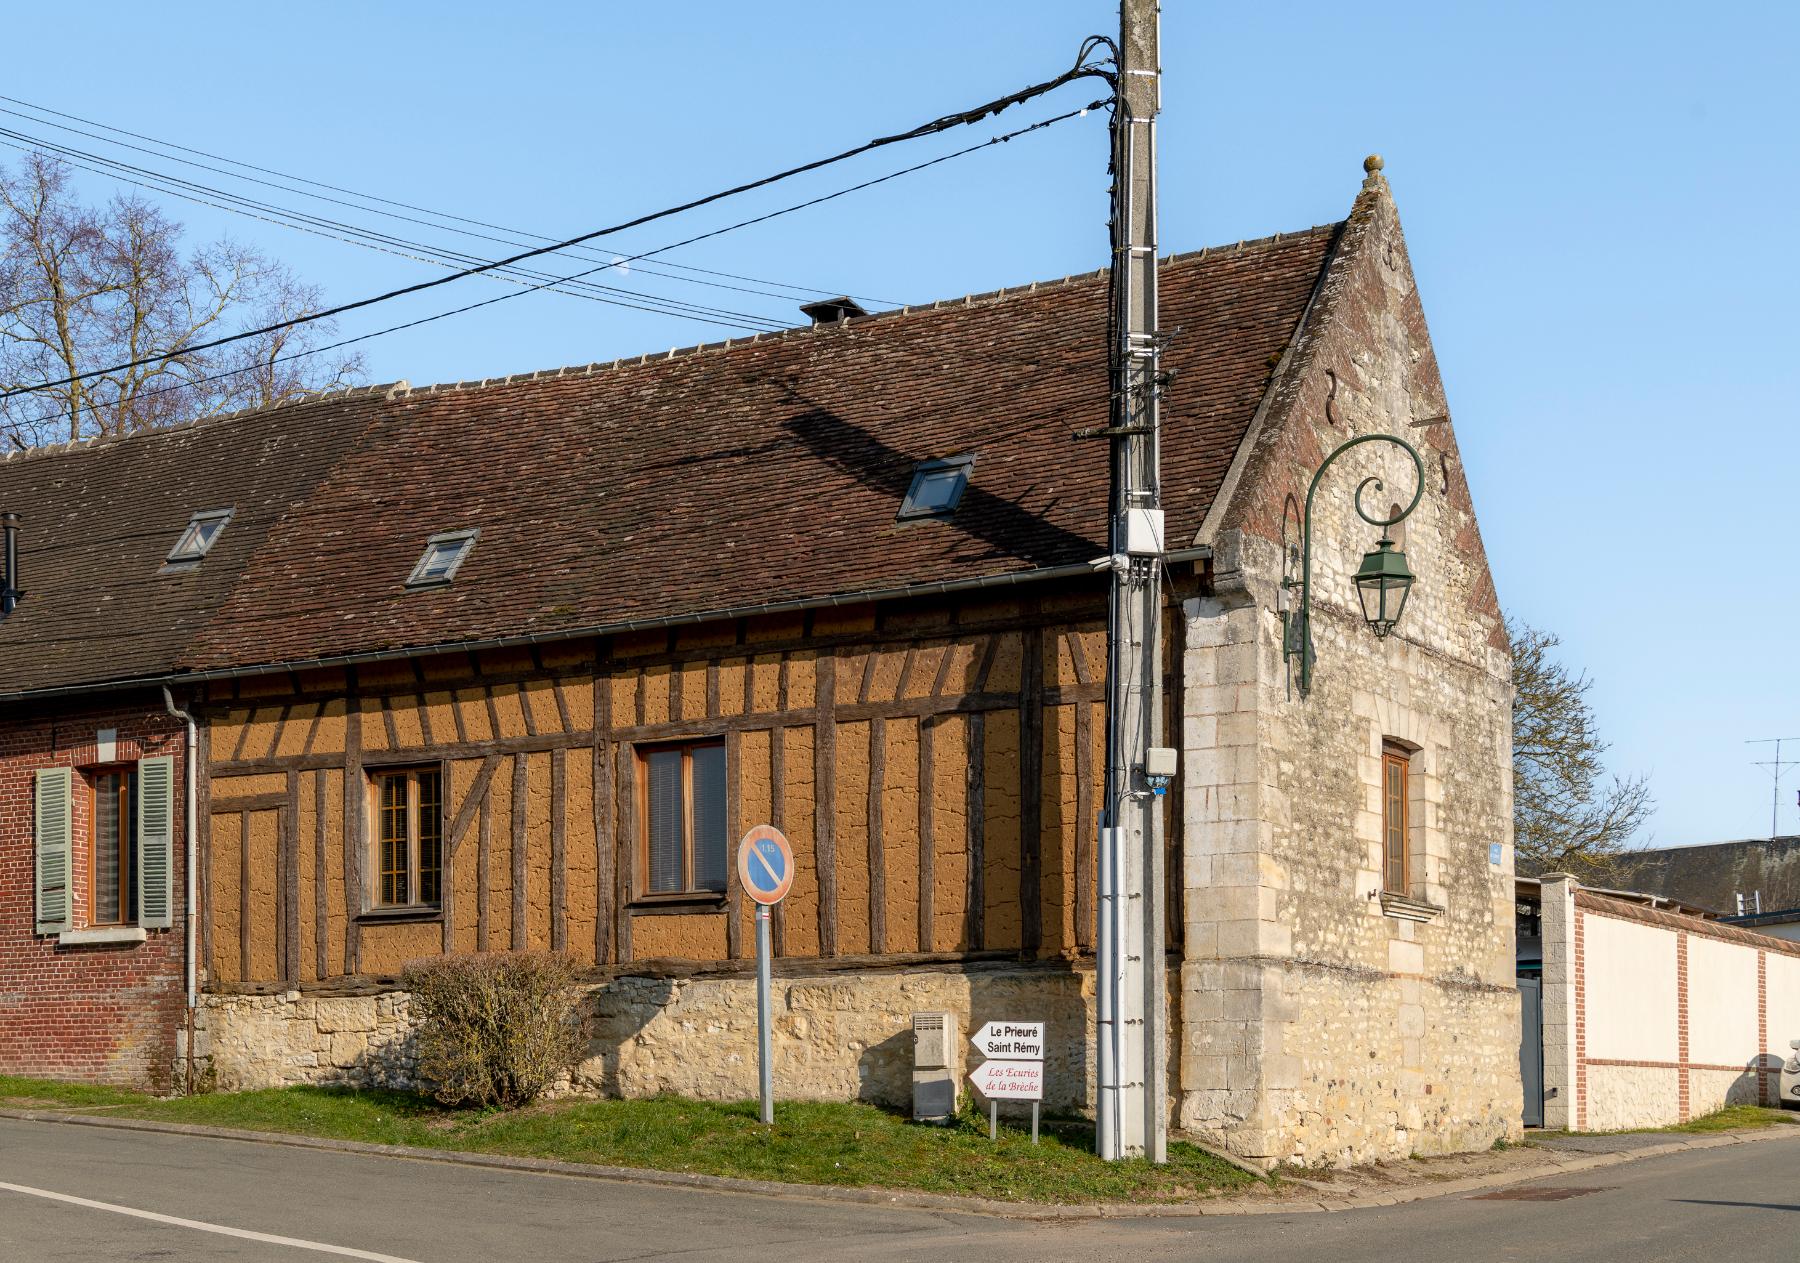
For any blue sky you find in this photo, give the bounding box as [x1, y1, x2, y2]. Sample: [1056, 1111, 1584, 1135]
[5, 3, 1796, 847]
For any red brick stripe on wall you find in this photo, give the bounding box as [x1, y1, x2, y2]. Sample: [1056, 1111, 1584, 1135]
[1584, 1058, 1756, 1072]
[1575, 907, 1587, 1130]
[1758, 951, 1770, 1107]
[1677, 930, 1690, 1122]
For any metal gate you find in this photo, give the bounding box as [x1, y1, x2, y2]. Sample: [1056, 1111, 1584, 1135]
[1518, 976, 1544, 1127]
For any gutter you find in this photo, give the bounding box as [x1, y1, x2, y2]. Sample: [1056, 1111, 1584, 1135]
[161, 685, 199, 1094]
[0, 550, 1210, 703]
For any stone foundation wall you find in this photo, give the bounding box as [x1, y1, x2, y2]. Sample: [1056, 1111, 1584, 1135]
[197, 961, 1099, 1112]
[1585, 1065, 1682, 1132]
[1181, 957, 1518, 1167]
[1689, 1067, 1761, 1115]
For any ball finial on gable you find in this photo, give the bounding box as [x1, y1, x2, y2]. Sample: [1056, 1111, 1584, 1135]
[1363, 153, 1385, 176]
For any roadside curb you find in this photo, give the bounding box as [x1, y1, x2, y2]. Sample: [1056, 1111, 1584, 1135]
[3, 1106, 1797, 1221]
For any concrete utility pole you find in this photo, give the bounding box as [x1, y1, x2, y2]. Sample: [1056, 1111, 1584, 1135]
[1098, 0, 1168, 1163]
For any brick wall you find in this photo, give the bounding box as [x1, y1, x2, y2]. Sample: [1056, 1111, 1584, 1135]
[0, 694, 188, 1090]
[1539, 878, 1799, 1129]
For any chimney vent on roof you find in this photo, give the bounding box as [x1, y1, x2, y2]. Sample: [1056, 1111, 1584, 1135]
[1, 511, 19, 617]
[799, 296, 868, 326]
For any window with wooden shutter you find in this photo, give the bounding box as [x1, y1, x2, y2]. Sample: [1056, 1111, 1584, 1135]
[1382, 742, 1410, 894]
[637, 741, 728, 900]
[137, 755, 175, 929]
[34, 766, 73, 934]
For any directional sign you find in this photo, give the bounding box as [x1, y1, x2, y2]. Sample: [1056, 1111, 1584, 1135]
[969, 1058, 1044, 1101]
[737, 824, 794, 906]
[972, 1020, 1044, 1060]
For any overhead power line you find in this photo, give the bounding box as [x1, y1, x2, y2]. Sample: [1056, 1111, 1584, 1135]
[0, 99, 884, 310]
[1, 43, 1115, 404]
[0, 91, 886, 305]
[0, 129, 794, 333]
[4, 102, 1105, 441]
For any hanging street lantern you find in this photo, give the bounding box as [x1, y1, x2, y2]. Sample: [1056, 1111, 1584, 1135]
[1281, 432, 1426, 697]
[1352, 534, 1415, 638]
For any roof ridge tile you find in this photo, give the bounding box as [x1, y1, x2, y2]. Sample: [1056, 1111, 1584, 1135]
[4, 224, 1344, 457]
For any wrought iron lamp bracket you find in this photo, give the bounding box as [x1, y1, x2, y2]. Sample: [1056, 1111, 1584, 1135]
[1280, 433, 1425, 698]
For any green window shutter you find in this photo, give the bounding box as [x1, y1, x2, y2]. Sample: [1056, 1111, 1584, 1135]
[34, 767, 72, 935]
[137, 755, 175, 929]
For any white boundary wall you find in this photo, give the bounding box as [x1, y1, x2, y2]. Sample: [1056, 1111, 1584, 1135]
[1539, 874, 1800, 1130]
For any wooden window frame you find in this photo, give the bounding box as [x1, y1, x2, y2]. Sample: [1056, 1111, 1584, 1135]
[633, 739, 727, 906]
[87, 764, 137, 927]
[365, 766, 444, 912]
[1381, 742, 1411, 895]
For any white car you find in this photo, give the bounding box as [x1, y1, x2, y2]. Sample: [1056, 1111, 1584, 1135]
[1784, 1040, 1800, 1108]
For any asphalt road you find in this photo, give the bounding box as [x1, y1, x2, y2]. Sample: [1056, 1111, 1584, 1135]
[2, 1118, 1796, 1262]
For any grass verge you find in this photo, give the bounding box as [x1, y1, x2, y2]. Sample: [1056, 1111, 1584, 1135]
[0, 1077, 1258, 1205]
[1662, 1105, 1800, 1133]
[1532, 1103, 1800, 1141]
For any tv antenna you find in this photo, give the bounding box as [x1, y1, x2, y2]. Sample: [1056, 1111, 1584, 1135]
[1747, 737, 1800, 838]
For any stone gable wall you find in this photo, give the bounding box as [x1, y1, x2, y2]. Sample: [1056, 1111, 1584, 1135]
[1177, 167, 1519, 1168]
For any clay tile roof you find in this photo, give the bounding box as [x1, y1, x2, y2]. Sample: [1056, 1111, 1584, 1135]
[0, 226, 1338, 697]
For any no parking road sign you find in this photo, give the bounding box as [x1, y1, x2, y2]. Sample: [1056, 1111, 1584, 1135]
[737, 825, 794, 906]
[739, 823, 793, 1126]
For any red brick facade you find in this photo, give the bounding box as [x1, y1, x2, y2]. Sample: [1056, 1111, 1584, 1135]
[0, 693, 188, 1090]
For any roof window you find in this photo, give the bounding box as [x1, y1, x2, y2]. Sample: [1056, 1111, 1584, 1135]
[897, 455, 974, 522]
[406, 529, 478, 588]
[164, 509, 233, 568]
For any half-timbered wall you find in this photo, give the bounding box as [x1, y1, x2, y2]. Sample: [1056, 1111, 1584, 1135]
[198, 592, 1167, 989]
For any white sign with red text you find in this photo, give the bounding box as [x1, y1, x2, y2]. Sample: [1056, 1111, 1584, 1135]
[968, 1057, 1044, 1101]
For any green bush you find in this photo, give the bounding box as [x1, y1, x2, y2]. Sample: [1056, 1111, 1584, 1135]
[403, 952, 584, 1108]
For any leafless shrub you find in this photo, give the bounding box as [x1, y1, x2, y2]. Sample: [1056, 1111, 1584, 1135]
[403, 952, 583, 1109]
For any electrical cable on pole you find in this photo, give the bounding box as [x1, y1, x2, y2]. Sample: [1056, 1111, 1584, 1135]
[1, 45, 1114, 404]
[1098, 0, 1168, 1163]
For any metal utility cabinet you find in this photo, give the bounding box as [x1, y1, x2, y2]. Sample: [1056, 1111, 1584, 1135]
[911, 1011, 961, 1121]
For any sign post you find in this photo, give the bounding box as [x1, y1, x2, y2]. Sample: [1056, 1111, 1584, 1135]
[737, 825, 794, 1126]
[967, 1020, 1045, 1144]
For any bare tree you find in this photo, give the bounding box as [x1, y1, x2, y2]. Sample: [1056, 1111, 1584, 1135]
[1510, 617, 1653, 881]
[0, 152, 361, 449]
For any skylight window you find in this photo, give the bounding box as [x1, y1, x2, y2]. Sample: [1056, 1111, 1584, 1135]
[897, 455, 974, 522]
[406, 529, 478, 588]
[165, 509, 233, 566]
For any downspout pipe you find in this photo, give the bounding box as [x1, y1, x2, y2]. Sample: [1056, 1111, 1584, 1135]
[1, 511, 19, 616]
[162, 685, 198, 1091]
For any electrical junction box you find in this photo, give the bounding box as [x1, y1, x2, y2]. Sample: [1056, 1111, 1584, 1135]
[911, 1010, 961, 1122]
[1143, 747, 1178, 779]
[1116, 507, 1165, 556]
